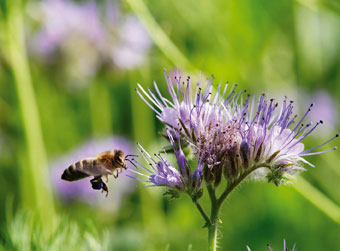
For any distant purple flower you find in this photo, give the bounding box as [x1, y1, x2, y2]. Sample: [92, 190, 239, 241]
[308, 91, 338, 135]
[111, 15, 152, 69]
[51, 136, 135, 210]
[32, 0, 106, 56]
[28, 0, 151, 81]
[137, 71, 338, 186]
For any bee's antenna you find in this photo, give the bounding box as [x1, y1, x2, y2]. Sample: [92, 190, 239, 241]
[126, 159, 138, 169]
[125, 154, 138, 159]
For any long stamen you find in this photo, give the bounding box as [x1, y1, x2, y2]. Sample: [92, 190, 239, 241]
[136, 88, 161, 116]
[137, 84, 163, 111]
[302, 134, 339, 154]
[153, 81, 168, 107]
[299, 147, 337, 156]
[292, 104, 313, 132]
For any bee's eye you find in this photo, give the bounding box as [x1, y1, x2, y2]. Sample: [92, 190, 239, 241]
[116, 156, 123, 165]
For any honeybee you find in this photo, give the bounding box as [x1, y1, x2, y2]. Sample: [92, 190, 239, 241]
[61, 150, 136, 197]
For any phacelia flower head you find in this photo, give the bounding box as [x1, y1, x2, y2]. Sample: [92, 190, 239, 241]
[137, 71, 338, 186]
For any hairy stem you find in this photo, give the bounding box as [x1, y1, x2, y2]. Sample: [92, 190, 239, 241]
[217, 164, 267, 206]
[207, 184, 217, 204]
[208, 218, 218, 251]
[206, 184, 219, 251]
[201, 164, 268, 250]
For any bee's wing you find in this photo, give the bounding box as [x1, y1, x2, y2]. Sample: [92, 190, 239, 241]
[98, 151, 111, 156]
[80, 158, 112, 177]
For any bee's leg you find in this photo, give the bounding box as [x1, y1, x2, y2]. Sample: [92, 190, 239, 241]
[90, 176, 103, 190]
[105, 174, 109, 182]
[113, 169, 118, 178]
[101, 182, 109, 197]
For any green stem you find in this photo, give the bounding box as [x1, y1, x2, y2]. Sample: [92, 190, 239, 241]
[207, 184, 217, 205]
[217, 171, 251, 206]
[208, 219, 218, 251]
[206, 184, 218, 251]
[193, 200, 211, 226]
[202, 164, 268, 250]
[217, 164, 268, 206]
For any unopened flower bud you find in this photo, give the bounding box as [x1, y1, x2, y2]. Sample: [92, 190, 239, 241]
[203, 165, 214, 184]
[213, 165, 223, 187]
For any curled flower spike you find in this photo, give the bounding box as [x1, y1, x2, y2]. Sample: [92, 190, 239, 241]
[247, 239, 296, 251]
[127, 143, 184, 190]
[128, 131, 204, 198]
[137, 71, 338, 186]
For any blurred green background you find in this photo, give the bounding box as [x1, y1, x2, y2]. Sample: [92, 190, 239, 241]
[0, 0, 340, 250]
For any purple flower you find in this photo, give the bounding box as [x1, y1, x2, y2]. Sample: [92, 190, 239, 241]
[128, 143, 183, 189]
[50, 136, 135, 210]
[137, 71, 338, 186]
[110, 15, 152, 69]
[28, 0, 151, 81]
[308, 91, 338, 135]
[128, 133, 204, 197]
[31, 0, 107, 56]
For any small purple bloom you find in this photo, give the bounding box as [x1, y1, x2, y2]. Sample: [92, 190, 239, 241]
[128, 143, 183, 189]
[137, 71, 338, 186]
[128, 134, 204, 197]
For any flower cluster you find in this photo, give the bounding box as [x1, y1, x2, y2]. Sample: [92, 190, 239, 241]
[133, 71, 338, 194]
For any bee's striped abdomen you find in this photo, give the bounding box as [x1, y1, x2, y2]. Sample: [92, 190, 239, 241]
[61, 160, 91, 181]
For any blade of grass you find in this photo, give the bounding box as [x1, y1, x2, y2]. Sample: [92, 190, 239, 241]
[321, 152, 340, 178]
[88, 80, 112, 136]
[295, 0, 340, 15]
[293, 176, 340, 224]
[125, 0, 198, 74]
[128, 66, 155, 145]
[4, 0, 55, 229]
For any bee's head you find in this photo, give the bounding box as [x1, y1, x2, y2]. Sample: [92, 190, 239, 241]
[114, 150, 126, 169]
